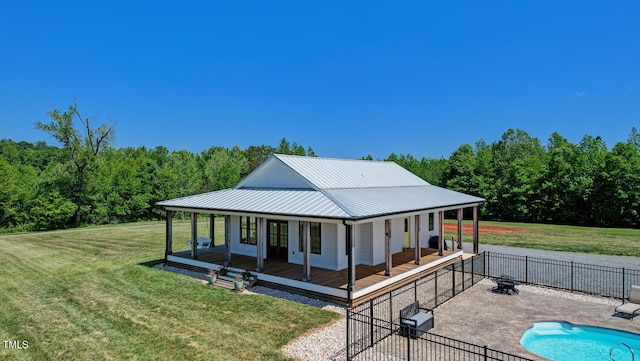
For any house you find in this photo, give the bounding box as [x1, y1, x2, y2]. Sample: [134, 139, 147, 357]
[156, 154, 485, 306]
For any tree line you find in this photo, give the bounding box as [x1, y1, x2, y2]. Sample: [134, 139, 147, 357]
[0, 103, 638, 232]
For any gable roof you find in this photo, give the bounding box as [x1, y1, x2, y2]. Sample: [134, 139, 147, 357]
[236, 154, 429, 190]
[157, 154, 484, 220]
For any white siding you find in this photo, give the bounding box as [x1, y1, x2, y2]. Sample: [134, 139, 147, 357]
[229, 215, 259, 257]
[418, 212, 439, 247]
[337, 223, 347, 270]
[355, 222, 373, 265]
[288, 221, 340, 271]
[371, 220, 385, 265]
[237, 159, 314, 189]
[389, 218, 404, 253]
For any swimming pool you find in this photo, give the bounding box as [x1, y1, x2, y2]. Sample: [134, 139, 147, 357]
[520, 322, 640, 361]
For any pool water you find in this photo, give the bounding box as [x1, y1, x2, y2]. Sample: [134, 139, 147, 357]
[520, 322, 640, 361]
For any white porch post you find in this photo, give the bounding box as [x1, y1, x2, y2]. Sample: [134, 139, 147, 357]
[385, 219, 392, 276]
[303, 221, 311, 282]
[191, 212, 198, 260]
[438, 211, 444, 256]
[214, 213, 216, 247]
[473, 206, 479, 254]
[256, 217, 264, 272]
[457, 208, 463, 250]
[224, 215, 232, 266]
[165, 210, 173, 260]
[414, 214, 421, 265]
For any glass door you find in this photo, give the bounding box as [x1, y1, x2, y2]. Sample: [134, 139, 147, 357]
[267, 220, 288, 260]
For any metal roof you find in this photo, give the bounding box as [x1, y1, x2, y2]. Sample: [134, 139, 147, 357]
[156, 188, 350, 218]
[324, 186, 485, 218]
[156, 155, 485, 220]
[275, 154, 429, 189]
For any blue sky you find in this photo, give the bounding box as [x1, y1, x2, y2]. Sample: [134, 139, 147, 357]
[1, 1, 638, 159]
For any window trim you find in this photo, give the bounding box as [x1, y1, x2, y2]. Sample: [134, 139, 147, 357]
[428, 213, 434, 231]
[240, 216, 258, 245]
[299, 221, 321, 255]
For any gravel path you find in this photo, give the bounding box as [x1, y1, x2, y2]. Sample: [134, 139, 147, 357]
[462, 242, 640, 269]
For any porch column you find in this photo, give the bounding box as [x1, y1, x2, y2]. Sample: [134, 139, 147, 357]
[165, 210, 173, 261]
[214, 213, 216, 247]
[385, 219, 392, 276]
[473, 206, 479, 254]
[256, 217, 264, 272]
[191, 212, 198, 260]
[414, 214, 421, 265]
[346, 224, 356, 297]
[438, 211, 444, 256]
[224, 215, 232, 266]
[457, 208, 463, 250]
[303, 221, 311, 282]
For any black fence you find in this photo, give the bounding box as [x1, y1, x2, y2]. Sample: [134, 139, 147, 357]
[347, 316, 534, 361]
[346, 251, 640, 360]
[346, 254, 528, 360]
[485, 252, 640, 299]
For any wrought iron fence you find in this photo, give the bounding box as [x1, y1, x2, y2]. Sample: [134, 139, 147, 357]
[346, 251, 640, 360]
[347, 254, 496, 360]
[485, 252, 640, 299]
[348, 316, 534, 361]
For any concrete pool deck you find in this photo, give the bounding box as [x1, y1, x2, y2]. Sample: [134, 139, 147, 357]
[431, 279, 640, 360]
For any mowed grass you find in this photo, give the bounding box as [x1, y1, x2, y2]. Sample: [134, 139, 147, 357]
[446, 220, 640, 257]
[0, 222, 340, 361]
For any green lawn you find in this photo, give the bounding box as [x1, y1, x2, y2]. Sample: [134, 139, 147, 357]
[446, 220, 640, 257]
[0, 222, 340, 361]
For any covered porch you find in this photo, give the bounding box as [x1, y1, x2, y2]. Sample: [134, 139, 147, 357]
[162, 205, 481, 306]
[167, 245, 463, 306]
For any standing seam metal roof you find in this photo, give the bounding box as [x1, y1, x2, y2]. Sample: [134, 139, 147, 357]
[275, 154, 429, 189]
[156, 155, 485, 219]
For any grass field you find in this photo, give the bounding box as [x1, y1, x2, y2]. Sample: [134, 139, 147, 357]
[1, 219, 638, 360]
[445, 220, 640, 257]
[0, 222, 340, 361]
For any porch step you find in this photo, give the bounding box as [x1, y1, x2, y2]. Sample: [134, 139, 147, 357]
[204, 271, 258, 291]
[211, 279, 234, 290]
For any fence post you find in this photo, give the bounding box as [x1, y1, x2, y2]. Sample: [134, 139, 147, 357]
[452, 264, 456, 297]
[435, 270, 438, 307]
[346, 308, 351, 361]
[525, 256, 528, 284]
[414, 279, 418, 302]
[389, 291, 393, 325]
[486, 252, 489, 278]
[484, 345, 488, 361]
[462, 259, 466, 291]
[622, 268, 626, 300]
[570, 261, 574, 293]
[369, 300, 374, 347]
[407, 331, 411, 361]
[471, 255, 475, 285]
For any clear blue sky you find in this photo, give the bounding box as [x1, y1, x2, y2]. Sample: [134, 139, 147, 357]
[1, 1, 638, 159]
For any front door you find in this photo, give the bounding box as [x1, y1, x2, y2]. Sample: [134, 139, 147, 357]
[267, 220, 288, 260]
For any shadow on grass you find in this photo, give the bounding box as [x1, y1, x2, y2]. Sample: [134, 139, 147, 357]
[139, 259, 165, 268]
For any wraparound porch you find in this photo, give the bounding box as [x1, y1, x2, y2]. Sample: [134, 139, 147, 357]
[167, 246, 463, 306]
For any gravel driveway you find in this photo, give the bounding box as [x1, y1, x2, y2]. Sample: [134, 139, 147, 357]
[462, 242, 640, 269]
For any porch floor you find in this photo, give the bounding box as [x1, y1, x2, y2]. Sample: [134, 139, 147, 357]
[170, 246, 460, 290]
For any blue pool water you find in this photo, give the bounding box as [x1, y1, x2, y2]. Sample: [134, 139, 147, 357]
[520, 322, 640, 361]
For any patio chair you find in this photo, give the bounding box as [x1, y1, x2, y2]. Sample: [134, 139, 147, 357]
[615, 285, 640, 320]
